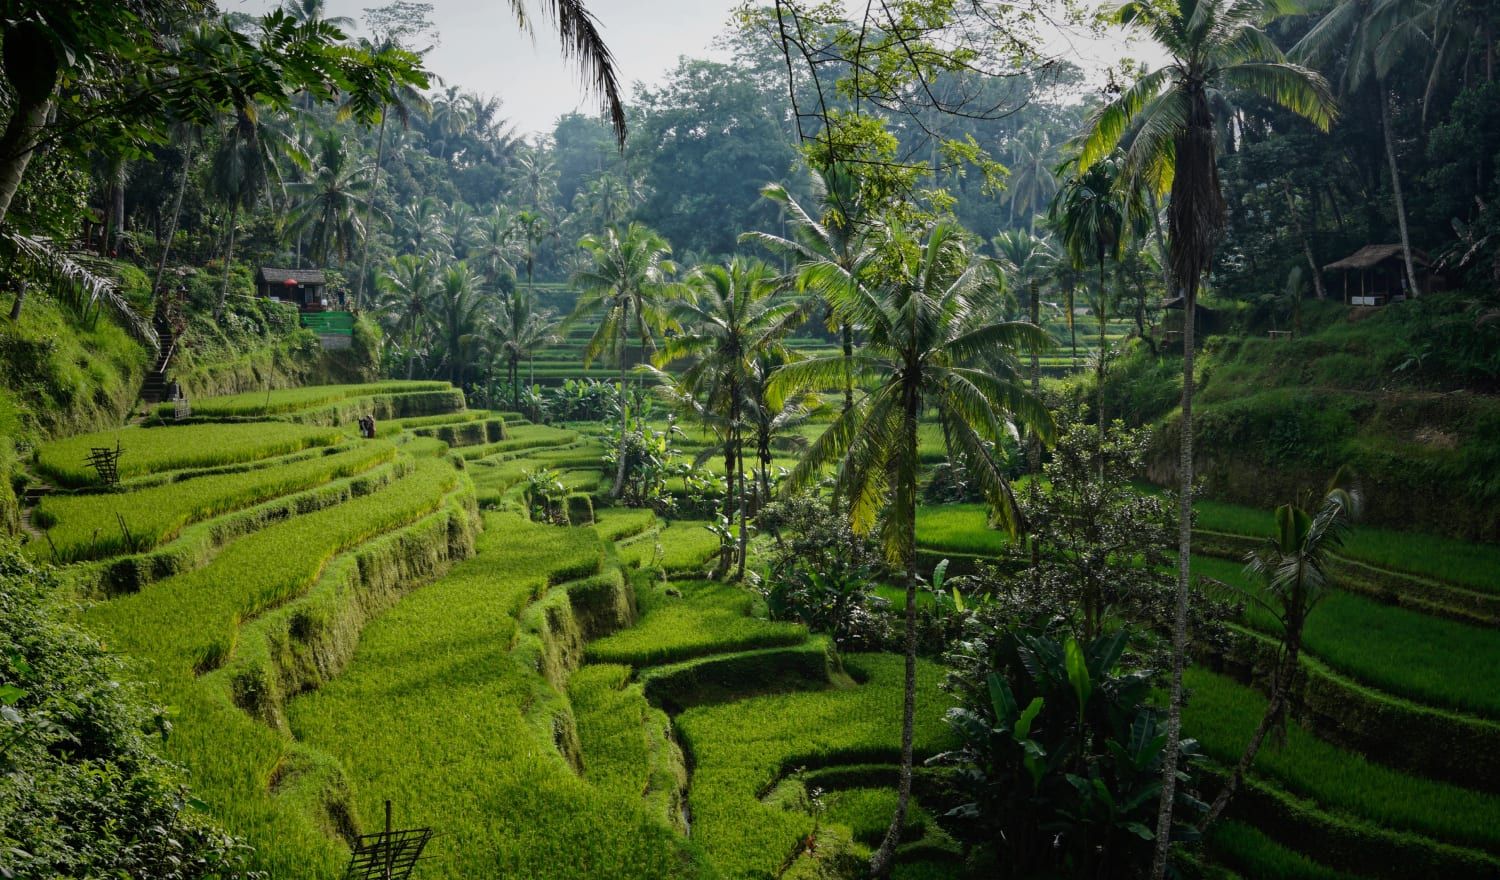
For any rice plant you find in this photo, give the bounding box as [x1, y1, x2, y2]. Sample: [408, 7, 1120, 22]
[587, 580, 807, 667]
[35, 422, 344, 487]
[186, 381, 451, 417]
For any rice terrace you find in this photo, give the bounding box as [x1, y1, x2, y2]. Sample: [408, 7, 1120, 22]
[2, 1, 1498, 879]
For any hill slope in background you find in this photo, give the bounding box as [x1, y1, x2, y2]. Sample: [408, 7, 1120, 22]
[1096, 295, 1500, 541]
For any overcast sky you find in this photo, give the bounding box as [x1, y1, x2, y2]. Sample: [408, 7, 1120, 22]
[235, 0, 1162, 137]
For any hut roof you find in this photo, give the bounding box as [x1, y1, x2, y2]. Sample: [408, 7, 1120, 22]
[256, 267, 326, 285]
[1324, 244, 1431, 272]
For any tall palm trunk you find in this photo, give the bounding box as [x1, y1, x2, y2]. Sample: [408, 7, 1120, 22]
[1203, 625, 1303, 827]
[154, 139, 196, 301]
[1028, 278, 1042, 475]
[511, 354, 520, 409]
[354, 111, 389, 310]
[1379, 87, 1421, 298]
[108, 160, 127, 256]
[1152, 271, 1196, 880]
[217, 202, 240, 320]
[841, 322, 854, 412]
[871, 388, 921, 879]
[611, 313, 630, 498]
[736, 436, 748, 579]
[1097, 257, 1108, 431]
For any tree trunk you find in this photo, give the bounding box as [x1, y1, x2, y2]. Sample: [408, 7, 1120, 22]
[110, 160, 127, 255]
[154, 139, 195, 302]
[8, 279, 27, 322]
[217, 203, 240, 320]
[736, 436, 748, 579]
[718, 437, 736, 576]
[1028, 278, 1042, 475]
[511, 354, 520, 409]
[611, 317, 630, 499]
[841, 321, 854, 412]
[1283, 181, 1327, 300]
[1150, 273, 1196, 880]
[870, 392, 921, 880]
[1380, 87, 1422, 298]
[0, 25, 59, 227]
[1202, 634, 1302, 828]
[354, 111, 390, 310]
[1097, 258, 1107, 432]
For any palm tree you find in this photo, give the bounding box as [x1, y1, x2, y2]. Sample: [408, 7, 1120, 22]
[377, 254, 439, 378]
[773, 218, 1054, 878]
[446, 202, 481, 259]
[397, 197, 452, 256]
[504, 1, 628, 145]
[352, 34, 431, 309]
[1050, 154, 1141, 430]
[1074, 2, 1336, 874]
[492, 286, 560, 407]
[742, 162, 880, 414]
[514, 147, 560, 211]
[513, 209, 556, 293]
[1005, 128, 1060, 229]
[1292, 0, 1424, 298]
[431, 261, 486, 388]
[208, 103, 303, 317]
[568, 222, 676, 497]
[655, 258, 803, 577]
[282, 0, 354, 29]
[474, 207, 522, 293]
[1202, 480, 1361, 828]
[287, 129, 375, 267]
[992, 229, 1057, 473]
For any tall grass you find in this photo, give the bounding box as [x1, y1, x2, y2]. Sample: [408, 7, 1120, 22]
[1196, 555, 1500, 718]
[288, 513, 714, 879]
[587, 580, 807, 667]
[1195, 497, 1500, 594]
[676, 653, 955, 879]
[35, 422, 343, 487]
[914, 503, 1014, 556]
[35, 442, 396, 561]
[186, 381, 450, 417]
[1185, 667, 1500, 853]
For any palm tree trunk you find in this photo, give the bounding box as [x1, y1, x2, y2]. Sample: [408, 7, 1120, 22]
[511, 354, 520, 410]
[871, 389, 921, 879]
[354, 111, 389, 310]
[217, 202, 240, 320]
[108, 160, 127, 256]
[8, 279, 28, 322]
[154, 139, 195, 302]
[1202, 634, 1302, 828]
[1151, 273, 1197, 880]
[841, 322, 854, 412]
[1283, 181, 1327, 300]
[1097, 258, 1107, 432]
[736, 433, 748, 579]
[1379, 87, 1422, 298]
[1028, 278, 1042, 475]
[718, 439, 736, 575]
[611, 320, 630, 499]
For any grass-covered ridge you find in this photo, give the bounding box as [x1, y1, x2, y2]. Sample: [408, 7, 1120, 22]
[34, 422, 345, 488]
[180, 380, 451, 418]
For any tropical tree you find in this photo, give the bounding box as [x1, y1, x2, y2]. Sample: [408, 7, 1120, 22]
[1292, 0, 1425, 297]
[474, 206, 522, 291]
[1049, 154, 1141, 430]
[376, 254, 439, 378]
[773, 218, 1054, 878]
[431, 261, 486, 387]
[397, 197, 452, 255]
[287, 129, 375, 267]
[1073, 2, 1337, 874]
[1004, 128, 1060, 229]
[513, 208, 556, 292]
[1202, 479, 1361, 828]
[654, 258, 803, 577]
[742, 162, 880, 414]
[492, 287, 560, 407]
[568, 222, 676, 497]
[208, 103, 303, 316]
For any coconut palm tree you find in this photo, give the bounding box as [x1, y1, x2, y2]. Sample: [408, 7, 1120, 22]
[431, 261, 486, 387]
[773, 218, 1054, 878]
[654, 258, 803, 577]
[741, 162, 880, 414]
[568, 222, 676, 497]
[1050, 153, 1142, 430]
[492, 286, 560, 407]
[1202, 480, 1361, 828]
[1073, 2, 1336, 873]
[287, 129, 375, 267]
[208, 103, 304, 317]
[1292, 0, 1425, 298]
[397, 197, 452, 256]
[514, 145, 560, 210]
[505, 1, 627, 145]
[377, 254, 439, 378]
[474, 207, 522, 293]
[513, 208, 556, 294]
[992, 229, 1057, 472]
[1005, 128, 1060, 229]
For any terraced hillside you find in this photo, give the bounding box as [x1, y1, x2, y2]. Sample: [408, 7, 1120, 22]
[912, 495, 1500, 880]
[20, 380, 947, 879]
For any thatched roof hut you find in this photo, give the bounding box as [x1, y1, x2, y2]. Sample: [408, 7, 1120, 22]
[1324, 245, 1436, 304]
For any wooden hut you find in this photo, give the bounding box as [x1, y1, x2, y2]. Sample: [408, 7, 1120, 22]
[255, 267, 329, 311]
[1324, 245, 1437, 305]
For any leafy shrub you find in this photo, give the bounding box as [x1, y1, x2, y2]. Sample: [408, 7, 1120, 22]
[0, 546, 260, 879]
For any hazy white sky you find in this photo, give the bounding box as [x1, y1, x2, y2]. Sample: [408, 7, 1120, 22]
[236, 0, 1160, 137]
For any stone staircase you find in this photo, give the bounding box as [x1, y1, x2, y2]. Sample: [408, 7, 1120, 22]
[141, 314, 178, 406]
